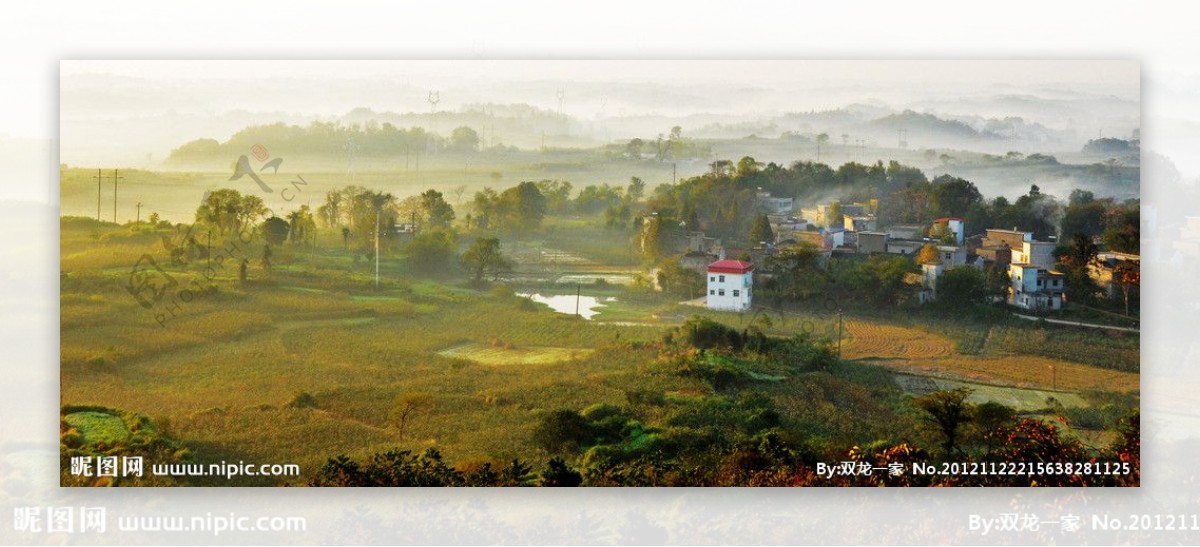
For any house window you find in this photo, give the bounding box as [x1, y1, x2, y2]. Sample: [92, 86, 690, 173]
[733, 290, 740, 297]
[718, 289, 725, 296]
[709, 289, 715, 295]
[709, 276, 715, 282]
[719, 275, 725, 283]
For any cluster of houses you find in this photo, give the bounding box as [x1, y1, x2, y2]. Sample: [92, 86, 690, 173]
[693, 190, 1137, 313]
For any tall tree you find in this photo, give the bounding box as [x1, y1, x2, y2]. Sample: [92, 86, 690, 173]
[447, 126, 480, 152]
[915, 388, 974, 457]
[419, 189, 456, 230]
[497, 181, 548, 234]
[749, 214, 774, 245]
[461, 237, 510, 282]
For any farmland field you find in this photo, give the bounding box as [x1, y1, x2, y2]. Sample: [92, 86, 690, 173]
[60, 200, 1139, 486]
[437, 342, 594, 365]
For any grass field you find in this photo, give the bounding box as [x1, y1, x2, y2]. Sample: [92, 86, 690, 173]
[60, 213, 1139, 485]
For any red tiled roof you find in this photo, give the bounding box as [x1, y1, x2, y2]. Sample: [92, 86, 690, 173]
[708, 259, 754, 274]
[934, 217, 964, 223]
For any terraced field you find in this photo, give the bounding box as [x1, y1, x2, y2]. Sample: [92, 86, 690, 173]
[838, 318, 1139, 393]
[840, 320, 956, 360]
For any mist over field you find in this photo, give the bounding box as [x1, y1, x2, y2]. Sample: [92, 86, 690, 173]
[61, 60, 1139, 167]
[58, 60, 1143, 488]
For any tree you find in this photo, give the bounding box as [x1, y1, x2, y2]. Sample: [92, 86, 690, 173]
[539, 457, 583, 487]
[1113, 261, 1139, 316]
[824, 201, 842, 228]
[915, 388, 973, 457]
[497, 181, 548, 234]
[762, 242, 826, 302]
[937, 267, 987, 306]
[735, 156, 762, 178]
[260, 244, 274, 276]
[318, 189, 344, 227]
[419, 189, 456, 230]
[638, 215, 671, 262]
[656, 258, 706, 299]
[531, 410, 596, 453]
[625, 138, 644, 159]
[195, 188, 267, 236]
[929, 175, 983, 218]
[749, 214, 774, 245]
[406, 231, 457, 275]
[916, 243, 941, 265]
[390, 392, 435, 438]
[816, 133, 830, 161]
[448, 126, 481, 152]
[1102, 207, 1140, 254]
[262, 216, 290, 246]
[286, 205, 316, 244]
[461, 237, 510, 283]
[1061, 232, 1098, 271]
[625, 176, 646, 203]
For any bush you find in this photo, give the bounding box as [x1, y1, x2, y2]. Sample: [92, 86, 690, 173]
[539, 456, 583, 486]
[625, 388, 666, 407]
[286, 391, 318, 409]
[675, 316, 744, 351]
[531, 409, 597, 453]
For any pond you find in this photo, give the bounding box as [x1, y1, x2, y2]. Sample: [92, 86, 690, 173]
[515, 292, 616, 320]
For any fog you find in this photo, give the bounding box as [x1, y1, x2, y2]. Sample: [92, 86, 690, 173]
[60, 60, 1139, 167]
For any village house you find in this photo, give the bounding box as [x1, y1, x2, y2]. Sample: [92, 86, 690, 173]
[755, 188, 795, 215]
[706, 259, 754, 312]
[886, 238, 924, 256]
[767, 216, 811, 245]
[977, 228, 1030, 264]
[1011, 240, 1057, 269]
[800, 202, 868, 228]
[1008, 263, 1065, 311]
[679, 231, 722, 274]
[1089, 251, 1140, 299]
[857, 231, 890, 254]
[843, 214, 878, 232]
[931, 217, 965, 245]
[887, 224, 926, 240]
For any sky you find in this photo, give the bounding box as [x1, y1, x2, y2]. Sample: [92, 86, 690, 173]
[57, 60, 1140, 167]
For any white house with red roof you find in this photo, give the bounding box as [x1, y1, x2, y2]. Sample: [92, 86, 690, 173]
[706, 259, 754, 311]
[932, 216, 965, 245]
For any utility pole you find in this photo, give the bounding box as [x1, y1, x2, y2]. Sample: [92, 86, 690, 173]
[374, 208, 381, 289]
[93, 169, 105, 221]
[111, 169, 124, 223]
[575, 283, 581, 317]
[135, 202, 143, 226]
[837, 309, 844, 359]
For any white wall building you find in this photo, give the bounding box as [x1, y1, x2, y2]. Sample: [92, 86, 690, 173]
[1011, 240, 1057, 269]
[706, 259, 754, 311]
[1008, 263, 1065, 311]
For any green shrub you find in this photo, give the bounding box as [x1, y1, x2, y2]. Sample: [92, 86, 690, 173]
[287, 391, 318, 409]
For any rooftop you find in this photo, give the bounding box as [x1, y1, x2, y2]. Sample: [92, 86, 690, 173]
[708, 259, 754, 273]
